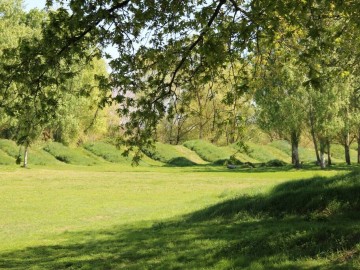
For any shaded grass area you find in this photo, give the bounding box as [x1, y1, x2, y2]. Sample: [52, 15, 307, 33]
[0, 170, 359, 269]
[43, 142, 105, 166]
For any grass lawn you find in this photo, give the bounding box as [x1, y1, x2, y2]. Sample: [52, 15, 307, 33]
[0, 164, 359, 269]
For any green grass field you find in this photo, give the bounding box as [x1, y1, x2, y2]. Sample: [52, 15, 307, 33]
[0, 162, 359, 269]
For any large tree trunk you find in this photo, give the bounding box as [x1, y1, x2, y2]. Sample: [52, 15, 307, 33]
[344, 131, 351, 165]
[291, 131, 300, 168]
[23, 144, 28, 168]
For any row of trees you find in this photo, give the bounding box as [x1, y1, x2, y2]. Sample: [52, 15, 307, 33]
[0, 0, 360, 167]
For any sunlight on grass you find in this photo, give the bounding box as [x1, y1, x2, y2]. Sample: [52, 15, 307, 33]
[0, 164, 358, 269]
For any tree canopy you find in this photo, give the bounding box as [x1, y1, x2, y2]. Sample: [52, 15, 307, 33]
[1, 0, 360, 166]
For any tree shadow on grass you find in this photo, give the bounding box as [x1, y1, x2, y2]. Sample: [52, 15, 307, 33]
[190, 163, 360, 174]
[1, 172, 359, 269]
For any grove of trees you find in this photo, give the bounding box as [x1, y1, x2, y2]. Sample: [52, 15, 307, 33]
[1, 0, 360, 167]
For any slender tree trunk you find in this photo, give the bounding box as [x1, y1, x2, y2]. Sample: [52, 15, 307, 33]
[312, 131, 320, 163]
[175, 122, 181, 145]
[319, 139, 326, 169]
[344, 132, 351, 165]
[327, 140, 332, 166]
[23, 144, 28, 168]
[309, 109, 320, 163]
[169, 120, 173, 144]
[291, 131, 300, 168]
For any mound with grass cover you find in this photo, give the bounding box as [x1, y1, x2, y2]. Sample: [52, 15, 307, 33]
[331, 144, 358, 163]
[143, 142, 197, 166]
[0, 139, 60, 166]
[269, 140, 345, 164]
[0, 149, 15, 165]
[83, 142, 131, 163]
[44, 142, 104, 166]
[183, 140, 234, 164]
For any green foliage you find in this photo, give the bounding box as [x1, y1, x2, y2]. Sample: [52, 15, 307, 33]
[43, 142, 103, 166]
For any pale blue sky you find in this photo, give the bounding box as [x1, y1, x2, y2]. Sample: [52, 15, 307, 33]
[24, 0, 46, 11]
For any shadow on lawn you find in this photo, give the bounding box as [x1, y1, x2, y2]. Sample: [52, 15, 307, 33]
[1, 172, 359, 269]
[190, 163, 360, 174]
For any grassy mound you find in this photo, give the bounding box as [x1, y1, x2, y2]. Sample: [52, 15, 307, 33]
[0, 139, 19, 158]
[44, 142, 104, 166]
[245, 142, 291, 163]
[183, 140, 233, 164]
[83, 141, 163, 166]
[331, 144, 358, 163]
[269, 140, 317, 163]
[0, 139, 60, 166]
[143, 142, 196, 166]
[0, 149, 15, 165]
[83, 142, 131, 163]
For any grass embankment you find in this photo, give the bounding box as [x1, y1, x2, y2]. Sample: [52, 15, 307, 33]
[0, 139, 61, 165]
[183, 140, 235, 164]
[0, 164, 358, 269]
[43, 142, 104, 166]
[143, 142, 205, 166]
[183, 139, 292, 165]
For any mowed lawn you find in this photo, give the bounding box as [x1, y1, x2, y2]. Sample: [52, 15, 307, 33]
[0, 164, 358, 269]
